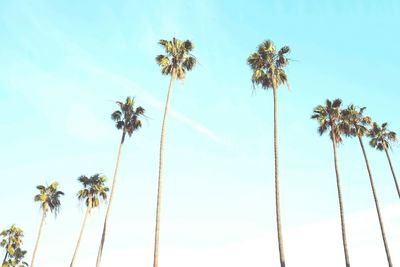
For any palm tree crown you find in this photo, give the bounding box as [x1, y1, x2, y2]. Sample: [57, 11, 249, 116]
[1, 225, 24, 251]
[156, 37, 196, 80]
[311, 98, 344, 142]
[341, 105, 372, 138]
[368, 122, 397, 151]
[34, 182, 64, 215]
[1, 225, 28, 267]
[247, 40, 290, 90]
[77, 174, 109, 209]
[111, 96, 145, 138]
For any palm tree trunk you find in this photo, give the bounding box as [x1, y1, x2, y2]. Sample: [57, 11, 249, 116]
[96, 131, 126, 267]
[153, 71, 176, 267]
[30, 210, 46, 267]
[272, 85, 285, 267]
[3, 252, 8, 264]
[384, 148, 400, 199]
[358, 136, 393, 266]
[331, 133, 350, 267]
[70, 200, 92, 267]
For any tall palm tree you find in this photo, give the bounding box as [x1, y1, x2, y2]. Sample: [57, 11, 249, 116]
[96, 96, 144, 267]
[153, 37, 196, 267]
[368, 122, 400, 199]
[342, 105, 393, 266]
[311, 99, 350, 267]
[70, 174, 109, 267]
[247, 40, 290, 267]
[1, 225, 28, 267]
[31, 182, 64, 267]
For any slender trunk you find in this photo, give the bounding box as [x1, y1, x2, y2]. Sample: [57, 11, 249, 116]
[2, 251, 8, 264]
[359, 136, 393, 266]
[30, 209, 47, 267]
[70, 198, 92, 267]
[272, 85, 285, 267]
[331, 132, 350, 267]
[96, 131, 126, 267]
[153, 72, 176, 267]
[384, 148, 400, 199]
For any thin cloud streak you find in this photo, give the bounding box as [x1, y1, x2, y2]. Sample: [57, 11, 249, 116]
[19, 8, 229, 146]
[79, 62, 230, 146]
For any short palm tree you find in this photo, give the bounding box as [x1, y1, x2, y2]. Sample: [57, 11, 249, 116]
[96, 96, 144, 267]
[1, 225, 28, 267]
[368, 122, 400, 199]
[70, 174, 109, 267]
[342, 105, 393, 266]
[153, 37, 196, 267]
[247, 39, 290, 267]
[311, 99, 350, 267]
[31, 182, 64, 267]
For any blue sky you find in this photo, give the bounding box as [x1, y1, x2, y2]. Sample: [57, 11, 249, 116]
[0, 0, 399, 266]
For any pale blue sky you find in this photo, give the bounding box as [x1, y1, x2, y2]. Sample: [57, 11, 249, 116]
[0, 1, 399, 266]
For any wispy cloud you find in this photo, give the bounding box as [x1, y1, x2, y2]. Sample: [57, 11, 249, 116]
[169, 110, 227, 145]
[78, 62, 229, 146]
[18, 5, 228, 146]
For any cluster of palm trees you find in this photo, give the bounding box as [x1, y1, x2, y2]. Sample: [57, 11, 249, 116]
[311, 99, 399, 267]
[2, 37, 196, 267]
[1, 38, 398, 267]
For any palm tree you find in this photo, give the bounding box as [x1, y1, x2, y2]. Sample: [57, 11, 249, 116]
[70, 174, 109, 267]
[247, 40, 290, 267]
[153, 37, 196, 267]
[311, 99, 350, 267]
[96, 96, 144, 267]
[1, 225, 28, 267]
[31, 182, 64, 267]
[368, 122, 400, 199]
[342, 105, 393, 266]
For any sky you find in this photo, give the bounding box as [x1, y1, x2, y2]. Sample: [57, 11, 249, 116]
[0, 0, 399, 266]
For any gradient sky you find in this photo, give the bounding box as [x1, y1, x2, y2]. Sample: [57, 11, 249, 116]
[0, 1, 399, 266]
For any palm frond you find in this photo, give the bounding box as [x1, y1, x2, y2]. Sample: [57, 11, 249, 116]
[182, 56, 196, 71]
[176, 67, 185, 80]
[247, 53, 263, 70]
[135, 106, 145, 116]
[116, 121, 124, 130]
[36, 185, 45, 191]
[182, 40, 194, 51]
[155, 55, 170, 66]
[332, 99, 342, 108]
[278, 46, 290, 55]
[161, 65, 173, 75]
[388, 131, 397, 141]
[257, 40, 275, 60]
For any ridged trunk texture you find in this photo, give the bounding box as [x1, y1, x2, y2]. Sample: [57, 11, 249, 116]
[30, 209, 47, 267]
[272, 85, 285, 267]
[70, 198, 92, 267]
[359, 137, 393, 266]
[384, 148, 400, 199]
[331, 133, 350, 267]
[153, 72, 176, 267]
[96, 131, 126, 267]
